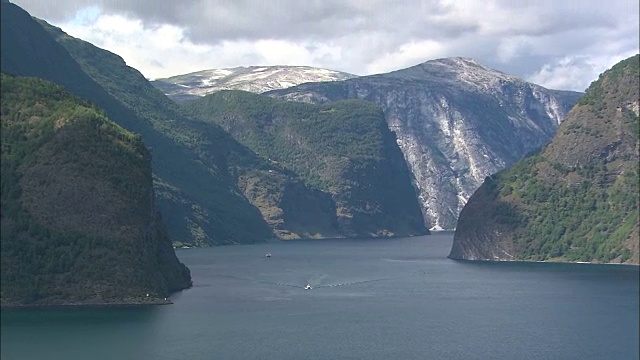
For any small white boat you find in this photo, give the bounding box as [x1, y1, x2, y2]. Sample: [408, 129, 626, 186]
[304, 284, 313, 290]
[265, 253, 271, 258]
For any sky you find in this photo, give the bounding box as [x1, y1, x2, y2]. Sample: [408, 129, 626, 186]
[11, 0, 640, 91]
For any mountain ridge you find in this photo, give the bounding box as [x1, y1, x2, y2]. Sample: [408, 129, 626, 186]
[152, 65, 356, 102]
[267, 57, 583, 229]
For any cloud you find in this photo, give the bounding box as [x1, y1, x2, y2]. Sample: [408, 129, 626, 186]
[366, 40, 447, 75]
[11, 0, 639, 90]
[528, 52, 639, 92]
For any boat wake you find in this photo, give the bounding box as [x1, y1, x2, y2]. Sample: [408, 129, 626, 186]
[210, 271, 427, 290]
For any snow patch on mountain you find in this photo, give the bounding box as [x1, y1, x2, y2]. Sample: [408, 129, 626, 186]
[152, 65, 357, 101]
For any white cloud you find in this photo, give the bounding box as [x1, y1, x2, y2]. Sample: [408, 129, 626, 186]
[12, 0, 640, 90]
[527, 52, 639, 92]
[60, 14, 220, 78]
[365, 40, 446, 75]
[496, 36, 533, 63]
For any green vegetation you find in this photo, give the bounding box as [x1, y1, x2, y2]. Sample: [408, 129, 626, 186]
[1, 0, 277, 246]
[453, 55, 639, 264]
[1, 74, 191, 305]
[493, 156, 638, 262]
[182, 91, 427, 237]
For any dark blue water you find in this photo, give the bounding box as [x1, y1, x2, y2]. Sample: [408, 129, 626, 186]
[2, 233, 639, 359]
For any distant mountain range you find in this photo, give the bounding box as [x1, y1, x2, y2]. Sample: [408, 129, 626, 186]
[450, 55, 639, 264]
[152, 66, 356, 102]
[154, 58, 583, 231]
[267, 58, 583, 229]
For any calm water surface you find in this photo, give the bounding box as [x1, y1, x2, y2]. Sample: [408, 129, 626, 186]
[2, 233, 638, 359]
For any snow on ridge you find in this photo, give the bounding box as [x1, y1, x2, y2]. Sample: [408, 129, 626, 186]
[196, 69, 234, 80]
[403, 57, 524, 92]
[157, 65, 356, 97]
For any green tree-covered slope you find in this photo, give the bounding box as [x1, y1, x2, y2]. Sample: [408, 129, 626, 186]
[1, 0, 275, 245]
[1, 74, 191, 306]
[183, 91, 427, 237]
[450, 55, 640, 264]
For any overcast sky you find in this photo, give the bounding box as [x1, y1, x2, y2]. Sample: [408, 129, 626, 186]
[12, 0, 639, 91]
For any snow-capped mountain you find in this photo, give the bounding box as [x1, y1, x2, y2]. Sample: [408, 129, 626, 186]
[151, 65, 356, 101]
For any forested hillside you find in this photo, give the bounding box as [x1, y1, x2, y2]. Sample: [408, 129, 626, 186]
[183, 91, 427, 237]
[1, 74, 191, 305]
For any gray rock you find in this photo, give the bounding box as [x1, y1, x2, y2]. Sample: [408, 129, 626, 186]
[267, 57, 582, 230]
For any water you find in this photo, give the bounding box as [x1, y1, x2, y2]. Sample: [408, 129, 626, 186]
[2, 233, 638, 359]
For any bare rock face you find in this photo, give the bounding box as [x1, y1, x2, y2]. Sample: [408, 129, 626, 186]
[151, 66, 357, 102]
[267, 58, 582, 230]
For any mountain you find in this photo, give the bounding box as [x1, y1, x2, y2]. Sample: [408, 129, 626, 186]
[1, 74, 192, 306]
[1, 0, 277, 246]
[1, 1, 424, 244]
[152, 66, 356, 102]
[449, 55, 640, 264]
[182, 91, 427, 237]
[267, 57, 583, 230]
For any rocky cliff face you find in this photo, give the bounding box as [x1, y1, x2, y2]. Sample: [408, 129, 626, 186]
[152, 66, 356, 102]
[267, 58, 582, 229]
[450, 55, 639, 264]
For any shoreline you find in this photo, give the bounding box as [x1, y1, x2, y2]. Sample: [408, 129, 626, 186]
[175, 231, 434, 249]
[450, 257, 640, 267]
[1, 298, 174, 310]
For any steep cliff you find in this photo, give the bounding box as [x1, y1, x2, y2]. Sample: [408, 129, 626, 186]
[182, 91, 427, 238]
[450, 55, 639, 264]
[1, 74, 192, 306]
[267, 58, 582, 229]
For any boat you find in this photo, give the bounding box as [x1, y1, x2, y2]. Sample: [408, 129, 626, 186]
[304, 284, 313, 290]
[265, 253, 271, 258]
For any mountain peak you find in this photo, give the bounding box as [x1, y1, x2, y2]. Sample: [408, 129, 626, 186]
[429, 56, 484, 66]
[381, 57, 518, 87]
